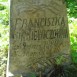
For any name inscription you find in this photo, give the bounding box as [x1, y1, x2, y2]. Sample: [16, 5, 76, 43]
[12, 17, 68, 41]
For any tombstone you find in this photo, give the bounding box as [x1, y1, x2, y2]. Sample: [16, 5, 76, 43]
[7, 0, 70, 77]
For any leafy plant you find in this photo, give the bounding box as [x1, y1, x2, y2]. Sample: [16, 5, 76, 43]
[66, 0, 77, 18]
[0, 0, 8, 2]
[0, 0, 9, 76]
[69, 18, 77, 64]
[0, 3, 6, 10]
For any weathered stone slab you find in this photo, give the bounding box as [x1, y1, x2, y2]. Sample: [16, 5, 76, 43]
[7, 0, 70, 76]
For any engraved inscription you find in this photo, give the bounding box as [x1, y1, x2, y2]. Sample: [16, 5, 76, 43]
[13, 17, 68, 41]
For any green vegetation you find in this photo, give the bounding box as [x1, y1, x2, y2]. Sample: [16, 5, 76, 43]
[0, 0, 9, 76]
[69, 18, 77, 64]
[0, 0, 8, 2]
[0, 0, 77, 76]
[65, 0, 77, 64]
[66, 0, 77, 18]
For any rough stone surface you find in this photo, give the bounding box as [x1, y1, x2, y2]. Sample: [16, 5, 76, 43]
[8, 0, 70, 76]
